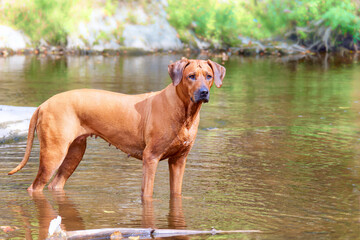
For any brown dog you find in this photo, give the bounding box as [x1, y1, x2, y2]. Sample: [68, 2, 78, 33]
[8, 58, 225, 197]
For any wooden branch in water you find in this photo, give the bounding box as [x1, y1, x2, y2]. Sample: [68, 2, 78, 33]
[65, 227, 261, 239]
[46, 216, 261, 239]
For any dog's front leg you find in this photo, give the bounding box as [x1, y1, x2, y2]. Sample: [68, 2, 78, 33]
[141, 150, 161, 198]
[168, 154, 188, 197]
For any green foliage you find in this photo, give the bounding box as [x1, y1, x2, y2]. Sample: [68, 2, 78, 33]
[126, 11, 139, 24]
[112, 23, 125, 45]
[0, 0, 359, 48]
[104, 0, 118, 16]
[0, 0, 90, 46]
[255, 0, 360, 42]
[168, 0, 360, 46]
[321, 2, 360, 42]
[168, 0, 256, 46]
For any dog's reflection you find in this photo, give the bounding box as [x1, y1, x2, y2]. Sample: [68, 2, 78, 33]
[29, 191, 84, 239]
[28, 191, 187, 239]
[142, 196, 186, 230]
[142, 197, 189, 240]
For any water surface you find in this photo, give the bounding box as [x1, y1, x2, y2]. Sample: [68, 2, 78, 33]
[0, 54, 359, 239]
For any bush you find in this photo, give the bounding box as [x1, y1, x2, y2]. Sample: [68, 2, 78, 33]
[0, 0, 90, 46]
[168, 0, 360, 47]
[167, 0, 262, 46]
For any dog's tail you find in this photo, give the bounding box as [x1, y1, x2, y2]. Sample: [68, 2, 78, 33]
[8, 107, 39, 175]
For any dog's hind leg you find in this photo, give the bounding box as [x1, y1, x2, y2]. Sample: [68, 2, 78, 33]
[28, 141, 69, 192]
[48, 136, 87, 190]
[28, 119, 79, 192]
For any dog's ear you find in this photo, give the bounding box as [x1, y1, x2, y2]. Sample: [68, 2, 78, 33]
[207, 60, 226, 88]
[168, 58, 189, 86]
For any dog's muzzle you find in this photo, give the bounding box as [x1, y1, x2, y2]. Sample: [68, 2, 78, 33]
[193, 86, 209, 103]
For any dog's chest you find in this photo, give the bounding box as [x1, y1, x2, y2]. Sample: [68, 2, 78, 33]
[175, 131, 192, 147]
[165, 126, 196, 158]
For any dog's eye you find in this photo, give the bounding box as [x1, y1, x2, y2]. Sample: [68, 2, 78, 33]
[206, 75, 212, 80]
[188, 74, 196, 80]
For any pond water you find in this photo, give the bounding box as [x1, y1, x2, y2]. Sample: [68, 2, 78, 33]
[0, 54, 359, 239]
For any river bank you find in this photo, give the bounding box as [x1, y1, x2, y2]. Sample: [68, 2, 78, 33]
[0, 39, 313, 58]
[1, 1, 359, 58]
[0, 17, 311, 58]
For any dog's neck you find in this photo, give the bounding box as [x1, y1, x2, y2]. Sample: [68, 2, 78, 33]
[183, 99, 202, 128]
[168, 84, 202, 128]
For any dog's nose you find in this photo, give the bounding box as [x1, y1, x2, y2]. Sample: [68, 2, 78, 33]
[200, 88, 209, 98]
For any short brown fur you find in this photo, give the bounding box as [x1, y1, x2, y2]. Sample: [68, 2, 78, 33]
[8, 58, 226, 198]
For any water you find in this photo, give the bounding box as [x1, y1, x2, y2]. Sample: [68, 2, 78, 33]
[0, 54, 360, 239]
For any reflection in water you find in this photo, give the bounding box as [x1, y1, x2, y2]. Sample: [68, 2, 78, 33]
[25, 191, 186, 239]
[29, 191, 84, 239]
[1, 54, 360, 239]
[142, 197, 186, 230]
[168, 197, 186, 230]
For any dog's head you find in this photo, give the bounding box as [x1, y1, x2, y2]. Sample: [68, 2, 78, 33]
[168, 58, 226, 104]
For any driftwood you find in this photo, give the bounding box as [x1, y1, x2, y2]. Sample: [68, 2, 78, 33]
[66, 227, 261, 239]
[46, 216, 261, 239]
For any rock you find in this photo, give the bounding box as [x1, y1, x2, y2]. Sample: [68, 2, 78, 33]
[0, 105, 36, 143]
[123, 17, 182, 51]
[194, 36, 211, 50]
[39, 38, 49, 48]
[93, 40, 121, 52]
[180, 30, 210, 50]
[66, 34, 87, 50]
[0, 25, 31, 51]
[276, 42, 307, 54]
[67, 1, 182, 52]
[230, 36, 309, 56]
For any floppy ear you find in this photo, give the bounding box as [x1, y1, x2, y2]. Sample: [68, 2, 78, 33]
[168, 58, 189, 86]
[207, 60, 226, 88]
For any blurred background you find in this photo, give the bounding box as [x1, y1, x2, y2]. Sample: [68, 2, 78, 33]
[0, 0, 360, 53]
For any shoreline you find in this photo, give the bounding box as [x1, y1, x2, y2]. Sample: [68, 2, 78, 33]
[1, 1, 359, 59]
[1, 39, 359, 59]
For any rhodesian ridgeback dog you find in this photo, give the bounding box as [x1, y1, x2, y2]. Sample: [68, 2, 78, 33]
[8, 58, 226, 197]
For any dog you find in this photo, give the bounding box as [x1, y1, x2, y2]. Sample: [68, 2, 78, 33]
[8, 58, 226, 197]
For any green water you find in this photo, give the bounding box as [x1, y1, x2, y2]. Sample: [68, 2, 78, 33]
[0, 54, 359, 239]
